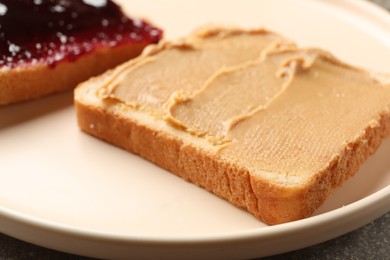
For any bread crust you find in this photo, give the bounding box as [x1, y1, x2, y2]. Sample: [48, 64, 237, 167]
[0, 43, 147, 106]
[75, 97, 390, 224]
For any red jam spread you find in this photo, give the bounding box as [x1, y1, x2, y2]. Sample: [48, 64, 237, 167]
[0, 0, 162, 69]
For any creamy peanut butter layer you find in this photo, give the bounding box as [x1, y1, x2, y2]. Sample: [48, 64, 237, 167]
[169, 48, 390, 178]
[96, 28, 292, 116]
[97, 28, 390, 183]
[220, 50, 390, 179]
[166, 51, 310, 141]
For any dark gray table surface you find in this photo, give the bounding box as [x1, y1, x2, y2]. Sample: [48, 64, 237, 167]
[1, 1, 390, 259]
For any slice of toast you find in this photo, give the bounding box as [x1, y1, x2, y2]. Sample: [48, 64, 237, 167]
[0, 1, 162, 106]
[74, 27, 390, 225]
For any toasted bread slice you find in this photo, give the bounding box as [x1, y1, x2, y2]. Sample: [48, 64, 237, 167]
[74, 27, 390, 225]
[0, 1, 162, 106]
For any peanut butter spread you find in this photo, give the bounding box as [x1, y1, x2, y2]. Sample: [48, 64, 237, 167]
[97, 28, 390, 181]
[97, 28, 291, 115]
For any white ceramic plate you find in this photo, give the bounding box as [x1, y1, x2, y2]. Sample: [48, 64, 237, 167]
[1, 0, 390, 259]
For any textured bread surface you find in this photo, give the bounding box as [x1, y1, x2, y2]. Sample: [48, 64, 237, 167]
[74, 28, 390, 224]
[0, 43, 146, 106]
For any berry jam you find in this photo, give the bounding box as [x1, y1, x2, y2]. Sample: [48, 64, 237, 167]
[0, 0, 162, 68]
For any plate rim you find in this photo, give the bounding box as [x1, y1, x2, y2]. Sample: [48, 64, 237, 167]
[0, 184, 389, 243]
[0, 184, 388, 259]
